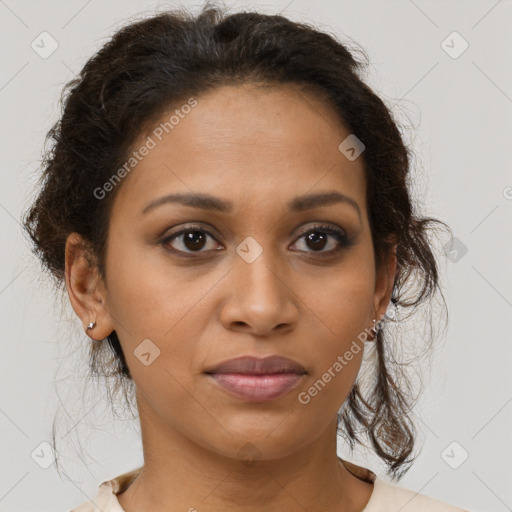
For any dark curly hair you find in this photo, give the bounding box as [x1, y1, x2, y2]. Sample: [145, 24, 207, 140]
[21, 1, 452, 480]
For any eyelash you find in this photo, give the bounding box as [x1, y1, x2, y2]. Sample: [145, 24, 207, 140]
[160, 223, 353, 257]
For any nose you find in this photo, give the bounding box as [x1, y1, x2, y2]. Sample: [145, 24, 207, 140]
[219, 251, 299, 337]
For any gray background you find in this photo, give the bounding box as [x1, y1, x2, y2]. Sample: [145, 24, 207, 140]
[1, 0, 511, 511]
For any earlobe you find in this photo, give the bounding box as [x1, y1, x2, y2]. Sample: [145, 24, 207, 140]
[64, 232, 114, 340]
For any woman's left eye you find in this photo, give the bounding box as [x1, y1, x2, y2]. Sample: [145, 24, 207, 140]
[160, 223, 351, 256]
[291, 224, 351, 254]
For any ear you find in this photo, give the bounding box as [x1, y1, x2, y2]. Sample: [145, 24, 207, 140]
[64, 232, 114, 341]
[369, 237, 398, 336]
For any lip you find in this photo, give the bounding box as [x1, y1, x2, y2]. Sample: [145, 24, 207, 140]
[204, 355, 307, 402]
[204, 355, 307, 375]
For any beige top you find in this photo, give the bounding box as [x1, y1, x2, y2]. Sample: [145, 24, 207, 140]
[68, 458, 470, 511]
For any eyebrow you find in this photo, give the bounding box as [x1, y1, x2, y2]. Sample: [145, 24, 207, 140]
[141, 191, 361, 219]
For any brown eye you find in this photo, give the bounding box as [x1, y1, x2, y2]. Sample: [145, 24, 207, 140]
[291, 224, 351, 254]
[161, 226, 221, 254]
[181, 230, 208, 251]
[304, 231, 328, 251]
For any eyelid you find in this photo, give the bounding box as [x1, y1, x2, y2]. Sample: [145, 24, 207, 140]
[161, 221, 347, 241]
[160, 222, 222, 241]
[289, 223, 352, 253]
[160, 221, 352, 256]
[294, 223, 347, 238]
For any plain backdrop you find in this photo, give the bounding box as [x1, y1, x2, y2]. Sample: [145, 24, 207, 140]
[1, 1, 511, 511]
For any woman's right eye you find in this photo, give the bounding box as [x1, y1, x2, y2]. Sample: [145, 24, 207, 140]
[161, 226, 222, 254]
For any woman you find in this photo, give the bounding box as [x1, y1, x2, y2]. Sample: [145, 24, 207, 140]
[22, 3, 471, 511]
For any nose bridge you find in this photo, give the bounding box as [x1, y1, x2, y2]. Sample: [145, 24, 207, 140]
[219, 233, 299, 333]
[234, 235, 286, 302]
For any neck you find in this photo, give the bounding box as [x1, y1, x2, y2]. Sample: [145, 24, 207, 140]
[117, 419, 373, 512]
[116, 391, 374, 512]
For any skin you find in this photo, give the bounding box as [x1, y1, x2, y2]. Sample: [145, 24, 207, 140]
[65, 83, 397, 512]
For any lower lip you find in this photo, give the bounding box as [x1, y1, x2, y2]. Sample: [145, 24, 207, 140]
[207, 373, 305, 402]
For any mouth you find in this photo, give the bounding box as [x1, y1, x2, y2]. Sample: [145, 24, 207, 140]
[203, 354, 307, 402]
[205, 372, 306, 402]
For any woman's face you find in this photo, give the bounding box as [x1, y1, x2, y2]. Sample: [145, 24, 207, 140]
[74, 83, 396, 461]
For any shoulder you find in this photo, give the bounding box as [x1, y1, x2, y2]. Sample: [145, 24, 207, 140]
[367, 477, 471, 512]
[339, 458, 470, 512]
[64, 481, 120, 511]
[64, 465, 143, 512]
[64, 479, 128, 512]
[64, 482, 122, 511]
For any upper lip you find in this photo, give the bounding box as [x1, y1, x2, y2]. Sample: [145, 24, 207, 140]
[204, 355, 307, 375]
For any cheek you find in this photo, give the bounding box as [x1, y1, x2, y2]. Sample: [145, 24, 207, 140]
[294, 262, 374, 396]
[296, 292, 371, 414]
[104, 235, 192, 335]
[298, 259, 374, 342]
[103, 238, 212, 379]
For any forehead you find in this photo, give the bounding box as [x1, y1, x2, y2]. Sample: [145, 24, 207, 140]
[111, 83, 367, 218]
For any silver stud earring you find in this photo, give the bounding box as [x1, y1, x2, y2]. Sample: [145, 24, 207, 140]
[368, 318, 381, 341]
[86, 321, 102, 343]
